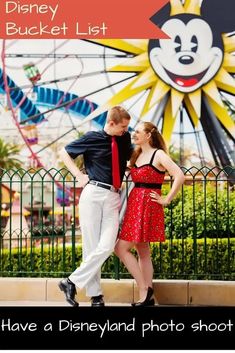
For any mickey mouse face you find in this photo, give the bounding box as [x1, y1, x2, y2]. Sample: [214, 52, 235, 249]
[149, 17, 223, 93]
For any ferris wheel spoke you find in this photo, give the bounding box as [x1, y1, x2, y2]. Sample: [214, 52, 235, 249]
[9, 70, 113, 91]
[37, 126, 77, 154]
[5, 53, 131, 59]
[19, 74, 137, 125]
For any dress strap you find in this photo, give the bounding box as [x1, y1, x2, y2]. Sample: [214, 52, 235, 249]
[149, 149, 158, 165]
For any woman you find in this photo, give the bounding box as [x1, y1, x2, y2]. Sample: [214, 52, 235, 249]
[115, 122, 185, 306]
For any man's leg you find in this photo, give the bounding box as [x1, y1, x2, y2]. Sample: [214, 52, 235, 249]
[86, 189, 120, 303]
[69, 185, 120, 295]
[59, 184, 103, 306]
[77, 185, 103, 297]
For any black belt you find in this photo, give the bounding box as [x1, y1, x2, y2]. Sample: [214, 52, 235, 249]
[89, 180, 120, 193]
[135, 182, 162, 189]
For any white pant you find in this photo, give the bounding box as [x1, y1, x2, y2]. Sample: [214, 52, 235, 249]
[69, 183, 120, 297]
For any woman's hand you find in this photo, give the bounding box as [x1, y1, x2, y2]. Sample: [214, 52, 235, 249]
[150, 191, 170, 206]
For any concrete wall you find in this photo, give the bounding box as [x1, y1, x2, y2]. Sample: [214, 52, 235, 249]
[1, 278, 235, 306]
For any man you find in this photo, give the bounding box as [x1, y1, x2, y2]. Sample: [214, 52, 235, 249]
[58, 106, 133, 307]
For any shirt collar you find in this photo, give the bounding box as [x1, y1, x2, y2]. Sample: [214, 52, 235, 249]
[101, 129, 112, 137]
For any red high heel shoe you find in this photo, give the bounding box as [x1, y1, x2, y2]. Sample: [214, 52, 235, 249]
[131, 287, 155, 307]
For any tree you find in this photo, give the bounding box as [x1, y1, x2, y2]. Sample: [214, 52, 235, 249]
[0, 138, 22, 174]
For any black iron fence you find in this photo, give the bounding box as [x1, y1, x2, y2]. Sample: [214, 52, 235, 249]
[0, 166, 234, 279]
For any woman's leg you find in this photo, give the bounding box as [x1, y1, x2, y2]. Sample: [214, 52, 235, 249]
[114, 239, 147, 302]
[135, 242, 153, 289]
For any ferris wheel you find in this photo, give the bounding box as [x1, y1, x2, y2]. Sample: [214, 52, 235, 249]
[0, 0, 235, 174]
[0, 39, 110, 171]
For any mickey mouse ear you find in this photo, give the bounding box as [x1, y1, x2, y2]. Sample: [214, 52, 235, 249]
[150, 2, 171, 28]
[201, 0, 235, 34]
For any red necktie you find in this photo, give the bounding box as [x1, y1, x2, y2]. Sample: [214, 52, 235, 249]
[111, 136, 121, 189]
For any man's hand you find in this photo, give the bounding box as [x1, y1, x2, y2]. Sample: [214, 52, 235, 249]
[76, 173, 89, 188]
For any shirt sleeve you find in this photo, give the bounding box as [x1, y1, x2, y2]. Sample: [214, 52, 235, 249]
[64, 132, 93, 159]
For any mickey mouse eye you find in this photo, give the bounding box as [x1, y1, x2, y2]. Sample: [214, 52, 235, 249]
[174, 35, 182, 53]
[191, 35, 198, 53]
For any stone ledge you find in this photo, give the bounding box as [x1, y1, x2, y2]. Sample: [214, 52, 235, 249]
[0, 278, 46, 301]
[189, 280, 235, 306]
[0, 278, 235, 306]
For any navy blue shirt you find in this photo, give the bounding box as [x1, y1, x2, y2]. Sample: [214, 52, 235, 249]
[65, 130, 133, 185]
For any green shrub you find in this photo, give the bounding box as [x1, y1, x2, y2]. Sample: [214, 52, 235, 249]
[1, 238, 234, 280]
[1, 183, 234, 279]
[0, 245, 82, 277]
[163, 183, 235, 239]
[103, 238, 235, 280]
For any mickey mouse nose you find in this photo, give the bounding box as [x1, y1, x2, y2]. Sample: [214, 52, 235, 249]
[179, 55, 194, 65]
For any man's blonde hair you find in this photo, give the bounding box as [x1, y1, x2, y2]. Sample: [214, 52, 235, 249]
[107, 106, 131, 124]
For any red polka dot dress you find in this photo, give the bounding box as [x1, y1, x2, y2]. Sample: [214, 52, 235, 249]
[119, 150, 165, 243]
